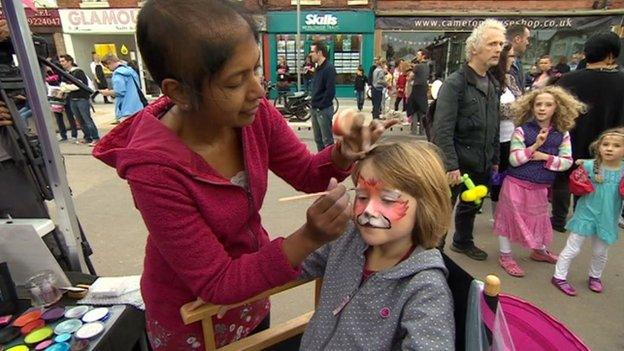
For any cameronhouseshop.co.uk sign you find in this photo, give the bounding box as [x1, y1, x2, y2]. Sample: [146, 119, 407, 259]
[376, 15, 624, 31]
[59, 8, 139, 34]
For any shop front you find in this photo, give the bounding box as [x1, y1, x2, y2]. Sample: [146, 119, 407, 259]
[376, 13, 624, 80]
[58, 8, 159, 96]
[0, 7, 63, 58]
[267, 10, 375, 98]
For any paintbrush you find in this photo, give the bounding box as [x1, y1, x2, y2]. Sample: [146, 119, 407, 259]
[278, 188, 355, 202]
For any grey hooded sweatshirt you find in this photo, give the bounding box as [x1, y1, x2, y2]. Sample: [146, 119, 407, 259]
[300, 223, 455, 350]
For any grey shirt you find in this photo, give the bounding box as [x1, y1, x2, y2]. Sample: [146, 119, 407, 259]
[413, 61, 430, 86]
[372, 66, 387, 89]
[300, 223, 455, 350]
[475, 74, 489, 96]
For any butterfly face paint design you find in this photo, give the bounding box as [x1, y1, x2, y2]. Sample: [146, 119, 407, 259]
[354, 177, 409, 229]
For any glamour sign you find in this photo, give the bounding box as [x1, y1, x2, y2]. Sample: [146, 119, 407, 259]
[59, 8, 139, 33]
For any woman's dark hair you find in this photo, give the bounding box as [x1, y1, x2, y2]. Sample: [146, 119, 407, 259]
[490, 43, 513, 90]
[584, 32, 621, 64]
[136, 0, 258, 108]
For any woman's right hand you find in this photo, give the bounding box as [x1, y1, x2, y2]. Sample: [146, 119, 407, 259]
[303, 178, 351, 245]
[282, 178, 351, 267]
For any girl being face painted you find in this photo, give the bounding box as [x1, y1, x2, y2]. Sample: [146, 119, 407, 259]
[354, 161, 417, 248]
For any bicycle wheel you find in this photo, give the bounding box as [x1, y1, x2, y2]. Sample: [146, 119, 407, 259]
[333, 97, 339, 114]
[294, 101, 312, 122]
[274, 95, 291, 117]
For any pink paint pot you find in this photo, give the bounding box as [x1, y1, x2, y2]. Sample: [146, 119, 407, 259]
[34, 339, 54, 350]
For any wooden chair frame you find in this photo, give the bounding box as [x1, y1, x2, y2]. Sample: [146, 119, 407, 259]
[180, 279, 322, 351]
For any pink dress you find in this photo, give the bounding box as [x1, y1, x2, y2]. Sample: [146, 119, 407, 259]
[494, 176, 552, 249]
[494, 125, 573, 249]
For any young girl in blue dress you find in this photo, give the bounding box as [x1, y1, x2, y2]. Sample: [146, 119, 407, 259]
[552, 128, 624, 296]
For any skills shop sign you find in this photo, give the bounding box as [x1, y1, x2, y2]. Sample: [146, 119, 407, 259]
[59, 8, 139, 34]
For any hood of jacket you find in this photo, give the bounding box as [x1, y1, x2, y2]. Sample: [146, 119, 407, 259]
[92, 95, 225, 183]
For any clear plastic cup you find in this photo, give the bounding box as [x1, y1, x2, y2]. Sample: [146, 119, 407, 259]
[25, 270, 62, 307]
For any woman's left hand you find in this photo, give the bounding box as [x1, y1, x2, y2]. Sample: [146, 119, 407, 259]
[336, 109, 398, 161]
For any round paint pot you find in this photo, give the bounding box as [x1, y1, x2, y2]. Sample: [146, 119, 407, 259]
[81, 307, 109, 323]
[5, 345, 29, 351]
[54, 319, 82, 335]
[20, 318, 45, 335]
[45, 342, 70, 351]
[70, 339, 90, 351]
[0, 314, 13, 327]
[34, 339, 54, 350]
[12, 310, 42, 327]
[0, 326, 20, 344]
[64, 306, 89, 320]
[55, 332, 72, 343]
[24, 325, 54, 345]
[42, 307, 66, 322]
[74, 322, 104, 340]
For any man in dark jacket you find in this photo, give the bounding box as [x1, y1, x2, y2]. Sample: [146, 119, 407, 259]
[506, 24, 530, 91]
[59, 54, 100, 146]
[551, 32, 624, 232]
[310, 41, 336, 151]
[432, 19, 505, 260]
[410, 49, 430, 134]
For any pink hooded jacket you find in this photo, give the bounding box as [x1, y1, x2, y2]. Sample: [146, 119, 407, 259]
[93, 96, 350, 348]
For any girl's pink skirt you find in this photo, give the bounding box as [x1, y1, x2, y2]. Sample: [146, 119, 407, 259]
[493, 176, 553, 250]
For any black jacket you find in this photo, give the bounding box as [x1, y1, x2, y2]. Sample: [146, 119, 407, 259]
[556, 68, 624, 160]
[311, 60, 336, 109]
[432, 64, 500, 174]
[64, 67, 91, 100]
[354, 74, 367, 91]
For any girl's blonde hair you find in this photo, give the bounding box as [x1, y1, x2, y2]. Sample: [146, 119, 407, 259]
[351, 141, 452, 249]
[511, 86, 586, 132]
[589, 127, 624, 183]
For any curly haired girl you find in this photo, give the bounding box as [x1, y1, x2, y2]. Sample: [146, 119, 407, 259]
[493, 86, 586, 277]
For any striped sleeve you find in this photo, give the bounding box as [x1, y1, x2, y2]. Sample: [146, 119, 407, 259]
[545, 131, 573, 171]
[509, 127, 534, 167]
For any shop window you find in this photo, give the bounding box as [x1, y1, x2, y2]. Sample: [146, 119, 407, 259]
[276, 34, 305, 80]
[333, 34, 362, 85]
[276, 33, 363, 87]
[80, 0, 109, 8]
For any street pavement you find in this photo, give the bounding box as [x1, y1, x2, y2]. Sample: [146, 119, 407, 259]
[49, 98, 622, 350]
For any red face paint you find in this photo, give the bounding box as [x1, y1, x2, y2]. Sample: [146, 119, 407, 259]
[355, 177, 409, 229]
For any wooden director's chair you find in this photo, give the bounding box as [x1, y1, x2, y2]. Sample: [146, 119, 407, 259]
[180, 278, 322, 351]
[180, 255, 493, 351]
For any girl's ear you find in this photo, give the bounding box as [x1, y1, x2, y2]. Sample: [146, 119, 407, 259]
[161, 78, 193, 109]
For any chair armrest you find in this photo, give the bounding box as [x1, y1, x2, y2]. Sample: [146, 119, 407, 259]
[180, 278, 317, 325]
